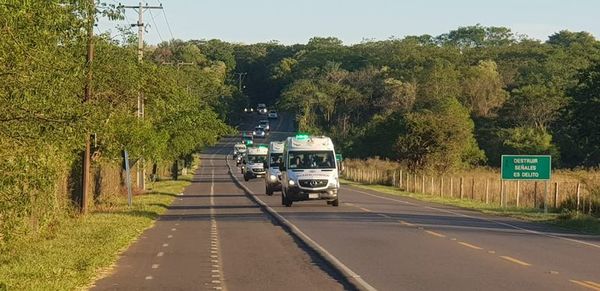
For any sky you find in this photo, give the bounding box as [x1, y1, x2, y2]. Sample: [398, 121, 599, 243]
[98, 0, 600, 45]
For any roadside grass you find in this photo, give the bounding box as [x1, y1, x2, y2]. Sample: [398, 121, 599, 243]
[341, 179, 600, 235]
[0, 178, 191, 291]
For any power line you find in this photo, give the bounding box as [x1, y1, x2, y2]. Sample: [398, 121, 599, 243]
[148, 9, 164, 43]
[157, 0, 175, 40]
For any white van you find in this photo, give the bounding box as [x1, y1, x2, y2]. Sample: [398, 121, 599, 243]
[243, 145, 268, 181]
[264, 141, 285, 195]
[280, 135, 340, 207]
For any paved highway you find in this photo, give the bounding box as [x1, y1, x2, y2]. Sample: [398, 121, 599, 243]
[93, 113, 600, 291]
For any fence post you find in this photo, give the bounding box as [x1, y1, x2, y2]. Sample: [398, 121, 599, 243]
[460, 177, 464, 199]
[471, 178, 475, 200]
[399, 169, 403, 189]
[500, 179, 505, 207]
[485, 178, 489, 204]
[406, 173, 410, 192]
[576, 182, 581, 214]
[450, 177, 454, 198]
[440, 176, 444, 197]
[554, 182, 559, 209]
[392, 170, 396, 187]
[516, 180, 520, 208]
[421, 175, 425, 193]
[534, 181, 538, 209]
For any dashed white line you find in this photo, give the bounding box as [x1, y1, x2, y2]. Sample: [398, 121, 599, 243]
[157, 252, 164, 257]
[151, 264, 159, 269]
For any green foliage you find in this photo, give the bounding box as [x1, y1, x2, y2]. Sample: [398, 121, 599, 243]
[0, 2, 232, 247]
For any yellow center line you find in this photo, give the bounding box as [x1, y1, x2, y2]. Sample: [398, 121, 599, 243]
[585, 281, 600, 289]
[571, 280, 600, 291]
[458, 242, 483, 250]
[500, 256, 531, 266]
[425, 230, 446, 238]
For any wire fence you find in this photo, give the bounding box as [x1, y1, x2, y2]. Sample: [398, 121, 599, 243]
[342, 159, 599, 214]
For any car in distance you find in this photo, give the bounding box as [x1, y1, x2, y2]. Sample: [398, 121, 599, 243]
[264, 141, 285, 195]
[253, 126, 266, 138]
[280, 134, 340, 207]
[258, 119, 270, 131]
[268, 110, 278, 119]
[241, 132, 254, 145]
[257, 103, 268, 115]
[243, 145, 268, 181]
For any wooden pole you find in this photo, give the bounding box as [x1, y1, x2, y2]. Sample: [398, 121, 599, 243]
[399, 169, 403, 189]
[554, 182, 559, 209]
[516, 180, 520, 207]
[440, 177, 444, 197]
[460, 177, 464, 199]
[470, 177, 475, 200]
[422, 175, 425, 193]
[534, 181, 538, 209]
[576, 182, 581, 214]
[500, 180, 505, 207]
[485, 178, 489, 204]
[450, 177, 454, 198]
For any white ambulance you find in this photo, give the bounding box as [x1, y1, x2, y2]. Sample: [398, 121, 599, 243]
[243, 145, 268, 181]
[264, 141, 285, 195]
[280, 135, 340, 207]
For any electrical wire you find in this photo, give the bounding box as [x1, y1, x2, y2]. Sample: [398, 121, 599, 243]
[149, 9, 164, 43]
[156, 0, 175, 40]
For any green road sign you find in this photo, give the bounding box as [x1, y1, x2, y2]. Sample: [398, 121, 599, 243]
[335, 153, 343, 162]
[501, 155, 551, 180]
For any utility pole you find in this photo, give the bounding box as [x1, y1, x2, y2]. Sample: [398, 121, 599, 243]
[234, 72, 247, 92]
[119, 2, 163, 190]
[81, 0, 95, 214]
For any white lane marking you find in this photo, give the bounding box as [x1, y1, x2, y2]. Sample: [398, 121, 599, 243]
[157, 252, 164, 257]
[145, 276, 153, 280]
[162, 243, 168, 247]
[225, 155, 377, 291]
[167, 235, 173, 239]
[151, 264, 159, 269]
[344, 187, 600, 249]
[212, 274, 220, 278]
[211, 270, 220, 273]
[171, 228, 176, 231]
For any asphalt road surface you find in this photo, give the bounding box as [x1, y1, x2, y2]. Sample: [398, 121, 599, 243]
[93, 112, 600, 291]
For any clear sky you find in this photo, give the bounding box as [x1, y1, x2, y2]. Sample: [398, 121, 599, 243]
[98, 0, 600, 45]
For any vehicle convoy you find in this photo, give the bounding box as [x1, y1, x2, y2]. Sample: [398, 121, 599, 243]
[257, 103, 268, 114]
[264, 141, 285, 196]
[280, 135, 340, 207]
[243, 145, 268, 181]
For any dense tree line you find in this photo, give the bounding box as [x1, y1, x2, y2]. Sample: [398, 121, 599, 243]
[229, 25, 600, 172]
[0, 2, 234, 246]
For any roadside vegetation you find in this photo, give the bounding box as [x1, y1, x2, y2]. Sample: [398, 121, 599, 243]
[0, 176, 191, 290]
[0, 2, 234, 265]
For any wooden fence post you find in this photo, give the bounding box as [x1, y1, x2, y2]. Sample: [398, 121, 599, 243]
[450, 177, 454, 198]
[576, 182, 581, 213]
[500, 179, 505, 207]
[554, 182, 559, 209]
[485, 178, 489, 204]
[471, 178, 475, 200]
[516, 180, 520, 208]
[440, 177, 444, 197]
[421, 175, 425, 193]
[399, 169, 403, 189]
[534, 181, 538, 209]
[460, 177, 464, 199]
